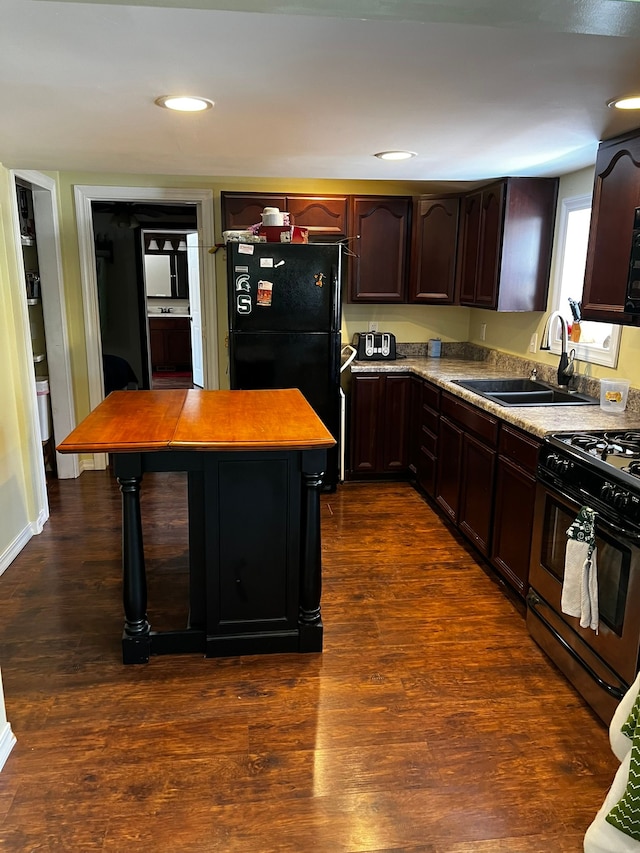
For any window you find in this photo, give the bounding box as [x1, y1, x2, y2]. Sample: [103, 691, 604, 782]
[550, 194, 621, 368]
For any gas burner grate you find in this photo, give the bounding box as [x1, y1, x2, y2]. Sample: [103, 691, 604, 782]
[564, 431, 640, 461]
[623, 461, 640, 477]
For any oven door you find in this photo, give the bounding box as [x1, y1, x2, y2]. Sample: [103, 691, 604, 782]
[527, 481, 640, 723]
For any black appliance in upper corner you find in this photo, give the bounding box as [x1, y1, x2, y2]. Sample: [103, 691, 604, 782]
[227, 242, 342, 490]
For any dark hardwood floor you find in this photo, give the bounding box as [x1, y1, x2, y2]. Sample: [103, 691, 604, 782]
[151, 372, 195, 390]
[0, 475, 616, 851]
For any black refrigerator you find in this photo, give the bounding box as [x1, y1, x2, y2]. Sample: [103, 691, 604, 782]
[227, 242, 342, 489]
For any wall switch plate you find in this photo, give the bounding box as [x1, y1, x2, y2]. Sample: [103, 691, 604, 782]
[529, 333, 537, 353]
[480, 323, 487, 342]
[368, 321, 378, 333]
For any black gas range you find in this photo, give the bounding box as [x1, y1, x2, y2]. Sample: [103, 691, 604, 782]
[539, 430, 640, 535]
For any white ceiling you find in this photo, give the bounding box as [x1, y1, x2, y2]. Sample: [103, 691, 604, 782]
[4, 0, 640, 181]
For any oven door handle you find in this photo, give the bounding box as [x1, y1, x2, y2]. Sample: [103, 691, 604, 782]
[526, 591, 626, 701]
[540, 478, 640, 544]
[575, 488, 640, 543]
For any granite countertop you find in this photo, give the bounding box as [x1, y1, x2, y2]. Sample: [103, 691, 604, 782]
[350, 354, 640, 438]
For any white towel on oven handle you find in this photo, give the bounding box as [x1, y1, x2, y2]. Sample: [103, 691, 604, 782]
[562, 506, 599, 633]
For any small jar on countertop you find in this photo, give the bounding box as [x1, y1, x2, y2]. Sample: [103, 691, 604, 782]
[427, 338, 442, 358]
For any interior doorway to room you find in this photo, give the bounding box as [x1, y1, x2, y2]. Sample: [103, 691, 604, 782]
[75, 185, 218, 470]
[11, 170, 78, 489]
[91, 201, 202, 391]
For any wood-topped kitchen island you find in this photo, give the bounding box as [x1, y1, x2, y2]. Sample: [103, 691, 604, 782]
[57, 388, 335, 663]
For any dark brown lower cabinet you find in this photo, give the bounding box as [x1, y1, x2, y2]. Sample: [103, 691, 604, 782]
[435, 415, 463, 521]
[435, 392, 498, 555]
[414, 378, 440, 497]
[491, 425, 541, 597]
[459, 433, 496, 555]
[350, 373, 410, 476]
[149, 317, 192, 372]
[350, 373, 540, 598]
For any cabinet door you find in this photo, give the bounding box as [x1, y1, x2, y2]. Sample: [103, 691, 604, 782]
[165, 320, 192, 370]
[350, 374, 384, 473]
[209, 455, 299, 636]
[458, 433, 496, 555]
[408, 375, 423, 476]
[409, 197, 460, 303]
[458, 179, 556, 311]
[149, 320, 167, 370]
[348, 196, 411, 302]
[491, 456, 536, 597]
[381, 375, 410, 472]
[286, 196, 347, 239]
[497, 178, 558, 311]
[582, 132, 640, 324]
[475, 182, 505, 309]
[436, 415, 463, 522]
[458, 192, 483, 305]
[221, 193, 287, 231]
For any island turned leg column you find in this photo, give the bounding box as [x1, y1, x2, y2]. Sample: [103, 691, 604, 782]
[114, 454, 151, 664]
[299, 450, 326, 652]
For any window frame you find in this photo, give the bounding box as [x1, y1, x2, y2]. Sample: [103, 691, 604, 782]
[550, 193, 621, 369]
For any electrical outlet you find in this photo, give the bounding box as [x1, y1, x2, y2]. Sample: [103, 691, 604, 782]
[368, 321, 378, 333]
[480, 323, 487, 342]
[529, 333, 538, 353]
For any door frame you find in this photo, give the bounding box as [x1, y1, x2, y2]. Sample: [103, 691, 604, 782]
[10, 169, 79, 485]
[74, 185, 218, 469]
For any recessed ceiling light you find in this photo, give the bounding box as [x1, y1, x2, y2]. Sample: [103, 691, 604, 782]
[608, 95, 640, 110]
[374, 150, 417, 161]
[155, 95, 214, 112]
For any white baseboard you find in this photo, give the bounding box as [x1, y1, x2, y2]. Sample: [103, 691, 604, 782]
[0, 722, 16, 772]
[0, 523, 33, 578]
[80, 455, 97, 472]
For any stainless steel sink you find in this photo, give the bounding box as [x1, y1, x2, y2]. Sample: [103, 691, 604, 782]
[452, 378, 598, 407]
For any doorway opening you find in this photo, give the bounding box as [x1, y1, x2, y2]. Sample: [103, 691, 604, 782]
[74, 185, 218, 469]
[11, 169, 78, 493]
[91, 202, 202, 391]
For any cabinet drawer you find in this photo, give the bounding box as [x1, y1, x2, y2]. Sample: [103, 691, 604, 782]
[417, 447, 437, 497]
[498, 425, 540, 474]
[421, 407, 439, 437]
[422, 380, 440, 412]
[420, 425, 437, 457]
[441, 393, 499, 446]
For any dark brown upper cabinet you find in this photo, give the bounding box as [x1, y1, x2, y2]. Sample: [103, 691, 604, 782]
[582, 129, 640, 326]
[221, 193, 287, 231]
[220, 192, 347, 240]
[285, 196, 347, 239]
[458, 177, 559, 311]
[409, 195, 460, 304]
[348, 196, 412, 302]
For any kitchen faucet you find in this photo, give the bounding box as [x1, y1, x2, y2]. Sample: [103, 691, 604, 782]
[540, 310, 574, 387]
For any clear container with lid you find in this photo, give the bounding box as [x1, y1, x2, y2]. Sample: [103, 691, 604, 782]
[599, 379, 630, 413]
